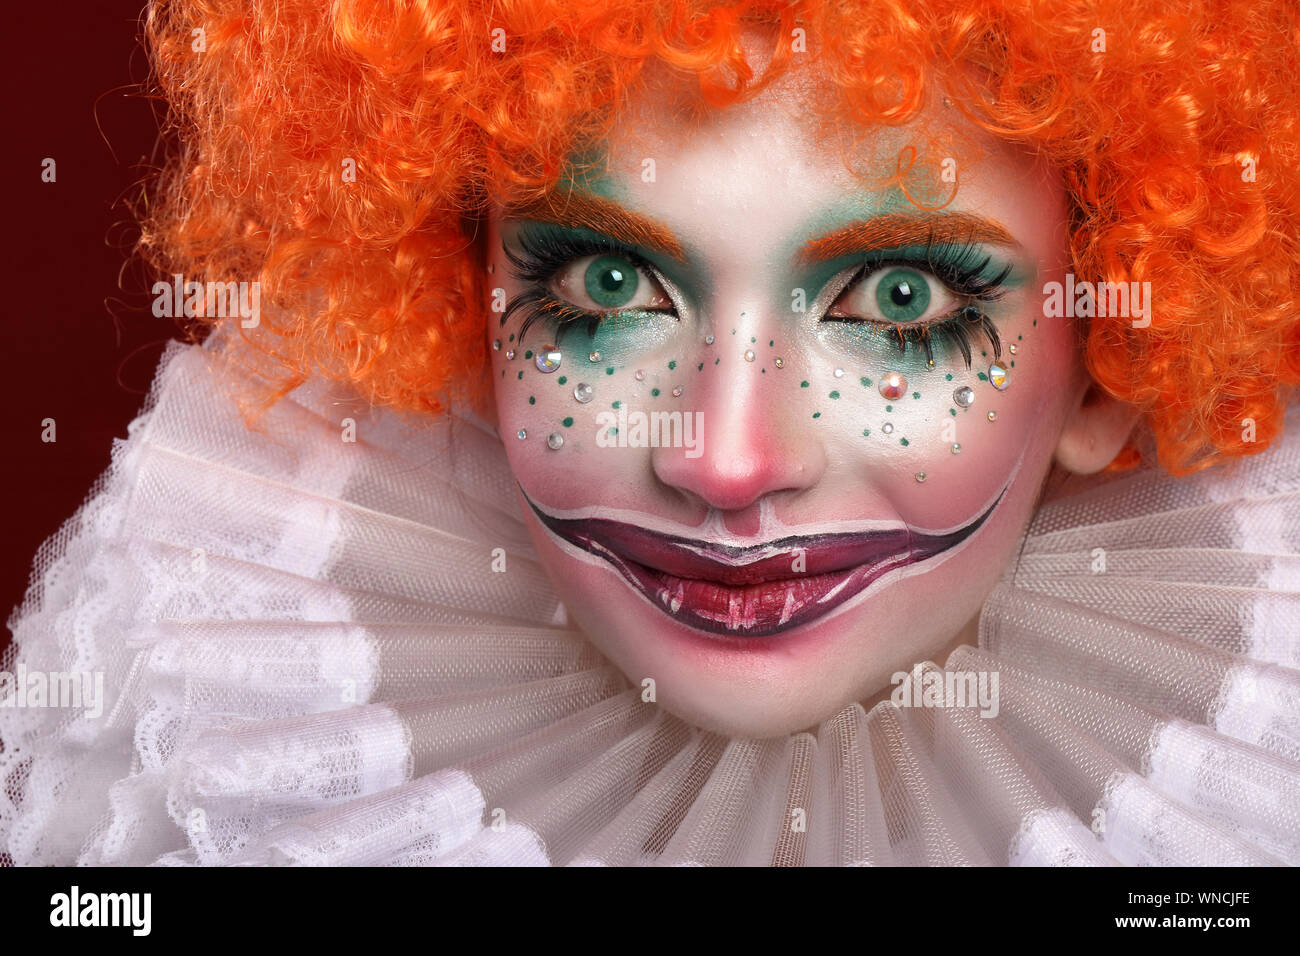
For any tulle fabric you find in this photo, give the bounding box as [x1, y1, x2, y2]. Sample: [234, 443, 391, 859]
[2, 336, 1297, 866]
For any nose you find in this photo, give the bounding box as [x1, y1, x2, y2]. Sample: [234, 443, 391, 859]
[651, 331, 826, 514]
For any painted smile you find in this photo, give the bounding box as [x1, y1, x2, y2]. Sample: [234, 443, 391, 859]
[522, 490, 1004, 637]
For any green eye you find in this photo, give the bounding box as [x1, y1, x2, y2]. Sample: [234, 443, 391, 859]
[875, 267, 931, 322]
[584, 255, 639, 309]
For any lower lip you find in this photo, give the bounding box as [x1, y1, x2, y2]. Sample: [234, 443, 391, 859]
[605, 547, 917, 638]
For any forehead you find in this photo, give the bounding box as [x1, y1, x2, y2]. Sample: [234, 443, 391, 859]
[547, 60, 1064, 263]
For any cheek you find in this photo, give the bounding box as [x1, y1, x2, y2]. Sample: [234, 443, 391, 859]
[805, 312, 1077, 528]
[490, 340, 653, 496]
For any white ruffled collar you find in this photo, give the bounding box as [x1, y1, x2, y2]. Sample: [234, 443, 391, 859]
[2, 337, 1297, 865]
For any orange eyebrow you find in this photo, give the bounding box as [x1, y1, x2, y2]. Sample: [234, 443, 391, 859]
[797, 213, 1018, 265]
[503, 191, 686, 261]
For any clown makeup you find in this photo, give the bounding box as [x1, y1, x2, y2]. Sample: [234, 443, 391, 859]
[485, 60, 1083, 737]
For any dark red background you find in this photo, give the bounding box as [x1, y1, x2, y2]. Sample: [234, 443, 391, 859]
[1, 2, 180, 656]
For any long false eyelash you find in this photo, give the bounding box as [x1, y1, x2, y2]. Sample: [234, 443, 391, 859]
[501, 229, 671, 341]
[502, 287, 613, 342]
[869, 305, 1002, 368]
[835, 240, 1012, 368]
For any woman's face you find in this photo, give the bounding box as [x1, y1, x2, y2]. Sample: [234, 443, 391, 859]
[485, 65, 1082, 736]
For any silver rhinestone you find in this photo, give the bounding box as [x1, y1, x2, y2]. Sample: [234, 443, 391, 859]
[1008, 343, 1018, 355]
[743, 349, 756, 362]
[588, 351, 601, 362]
[833, 367, 844, 378]
[535, 346, 562, 373]
[672, 386, 683, 397]
[573, 383, 594, 403]
[915, 471, 927, 483]
[882, 422, 894, 434]
[492, 339, 501, 351]
[774, 357, 784, 368]
[987, 410, 998, 422]
[516, 429, 527, 439]
[988, 362, 1009, 390]
[634, 369, 645, 381]
[953, 386, 975, 408]
[951, 443, 962, 454]
[505, 349, 516, 360]
[547, 432, 564, 450]
[705, 334, 715, 345]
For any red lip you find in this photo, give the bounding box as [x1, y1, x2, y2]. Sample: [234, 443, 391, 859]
[523, 491, 1001, 638]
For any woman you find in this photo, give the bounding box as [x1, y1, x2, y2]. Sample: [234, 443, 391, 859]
[2, 0, 1298, 865]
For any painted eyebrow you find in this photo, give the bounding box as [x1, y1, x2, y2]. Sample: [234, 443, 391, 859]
[502, 194, 1017, 268]
[502, 191, 687, 262]
[795, 212, 1018, 265]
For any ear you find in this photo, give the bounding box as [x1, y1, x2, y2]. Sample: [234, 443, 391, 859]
[1053, 382, 1142, 474]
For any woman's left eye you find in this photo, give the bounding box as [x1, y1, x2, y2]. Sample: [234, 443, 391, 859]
[825, 266, 958, 325]
[548, 253, 674, 314]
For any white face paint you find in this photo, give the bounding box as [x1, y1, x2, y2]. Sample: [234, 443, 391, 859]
[486, 56, 1084, 736]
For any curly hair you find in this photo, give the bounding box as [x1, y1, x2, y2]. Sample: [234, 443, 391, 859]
[138, 0, 1300, 473]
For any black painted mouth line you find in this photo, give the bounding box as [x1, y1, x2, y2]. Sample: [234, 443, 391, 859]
[522, 488, 1005, 637]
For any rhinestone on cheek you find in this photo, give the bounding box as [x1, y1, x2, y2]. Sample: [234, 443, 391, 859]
[1008, 343, 1018, 355]
[705, 334, 715, 345]
[505, 349, 516, 360]
[535, 346, 562, 373]
[987, 411, 998, 422]
[988, 362, 1009, 390]
[516, 429, 527, 439]
[878, 372, 908, 400]
[492, 339, 501, 351]
[588, 351, 601, 363]
[547, 433, 564, 450]
[833, 368, 844, 378]
[951, 443, 962, 454]
[743, 349, 756, 362]
[915, 472, 927, 483]
[953, 386, 975, 408]
[634, 370, 645, 381]
[573, 383, 594, 403]
[672, 386, 683, 397]
[774, 357, 784, 369]
[882, 422, 894, 434]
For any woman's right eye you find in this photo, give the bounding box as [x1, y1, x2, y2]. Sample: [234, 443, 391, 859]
[547, 254, 675, 314]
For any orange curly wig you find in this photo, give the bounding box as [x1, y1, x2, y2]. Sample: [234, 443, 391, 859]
[139, 0, 1300, 473]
